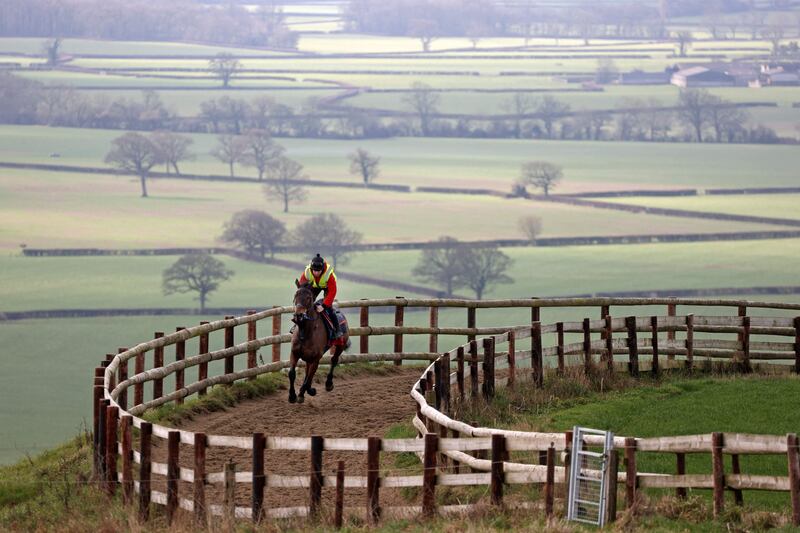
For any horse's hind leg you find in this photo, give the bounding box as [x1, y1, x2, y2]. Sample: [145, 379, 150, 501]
[326, 347, 343, 392]
[288, 354, 298, 404]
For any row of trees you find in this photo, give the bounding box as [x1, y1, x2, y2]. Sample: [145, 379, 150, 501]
[0, 0, 296, 48]
[0, 74, 783, 144]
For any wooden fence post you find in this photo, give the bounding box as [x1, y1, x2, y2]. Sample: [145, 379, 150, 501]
[712, 432, 725, 517]
[467, 306, 476, 344]
[451, 428, 461, 474]
[272, 306, 281, 363]
[507, 330, 516, 389]
[359, 301, 369, 354]
[422, 433, 438, 517]
[626, 316, 639, 378]
[138, 422, 152, 522]
[490, 434, 506, 507]
[667, 302, 677, 362]
[685, 314, 694, 370]
[247, 310, 257, 378]
[98, 399, 109, 486]
[153, 332, 164, 401]
[564, 430, 573, 504]
[393, 297, 404, 366]
[545, 444, 555, 517]
[442, 353, 451, 415]
[794, 317, 800, 375]
[651, 316, 660, 377]
[583, 318, 592, 375]
[310, 435, 324, 518]
[429, 305, 438, 353]
[456, 346, 465, 401]
[224, 461, 236, 523]
[166, 431, 180, 525]
[731, 454, 743, 506]
[175, 327, 185, 404]
[604, 314, 614, 373]
[482, 337, 495, 400]
[335, 461, 345, 529]
[105, 405, 118, 496]
[741, 316, 752, 373]
[117, 348, 128, 411]
[606, 450, 619, 523]
[93, 383, 103, 477]
[121, 415, 133, 504]
[787, 433, 800, 526]
[624, 437, 637, 510]
[469, 340, 479, 397]
[556, 322, 565, 374]
[434, 359, 443, 410]
[253, 433, 266, 523]
[532, 322, 543, 388]
[676, 453, 687, 499]
[367, 436, 381, 523]
[198, 322, 209, 396]
[134, 351, 144, 407]
[194, 432, 207, 526]
[737, 305, 746, 356]
[224, 316, 235, 377]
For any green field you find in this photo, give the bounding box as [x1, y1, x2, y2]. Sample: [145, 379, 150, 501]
[3, 126, 800, 193]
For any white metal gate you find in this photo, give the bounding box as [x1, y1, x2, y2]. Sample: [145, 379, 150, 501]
[567, 426, 615, 527]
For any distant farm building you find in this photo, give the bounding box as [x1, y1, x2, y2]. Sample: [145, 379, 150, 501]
[670, 67, 736, 88]
[758, 63, 800, 86]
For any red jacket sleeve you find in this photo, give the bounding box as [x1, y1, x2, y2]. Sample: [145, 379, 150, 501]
[323, 274, 337, 307]
[299, 271, 308, 285]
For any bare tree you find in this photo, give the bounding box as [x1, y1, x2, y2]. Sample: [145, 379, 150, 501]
[502, 93, 536, 139]
[402, 82, 440, 136]
[291, 213, 363, 267]
[104, 132, 162, 198]
[678, 89, 715, 142]
[674, 31, 693, 57]
[208, 53, 240, 88]
[707, 97, 749, 142]
[762, 25, 785, 57]
[459, 246, 514, 299]
[263, 155, 309, 213]
[409, 18, 439, 52]
[412, 236, 466, 297]
[518, 215, 543, 243]
[211, 134, 248, 178]
[162, 253, 233, 312]
[219, 210, 286, 258]
[465, 21, 488, 49]
[536, 96, 570, 139]
[595, 58, 618, 84]
[348, 148, 380, 186]
[150, 131, 194, 175]
[519, 161, 563, 196]
[241, 129, 284, 180]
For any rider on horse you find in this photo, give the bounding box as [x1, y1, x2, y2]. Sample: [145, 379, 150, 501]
[298, 253, 341, 339]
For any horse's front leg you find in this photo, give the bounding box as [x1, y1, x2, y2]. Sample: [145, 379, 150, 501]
[298, 358, 321, 403]
[326, 347, 342, 392]
[288, 353, 299, 404]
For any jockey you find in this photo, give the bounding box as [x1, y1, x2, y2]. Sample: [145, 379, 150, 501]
[298, 253, 341, 339]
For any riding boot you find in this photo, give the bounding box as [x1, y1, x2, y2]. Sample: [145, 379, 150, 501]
[326, 307, 341, 339]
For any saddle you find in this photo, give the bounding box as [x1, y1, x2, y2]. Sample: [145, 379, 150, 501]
[317, 301, 349, 349]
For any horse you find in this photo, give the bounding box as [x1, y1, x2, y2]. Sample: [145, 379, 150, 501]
[288, 281, 349, 404]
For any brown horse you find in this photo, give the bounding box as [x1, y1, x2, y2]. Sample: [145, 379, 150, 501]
[288, 281, 349, 404]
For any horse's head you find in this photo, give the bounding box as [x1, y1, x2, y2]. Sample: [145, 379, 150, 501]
[292, 281, 315, 325]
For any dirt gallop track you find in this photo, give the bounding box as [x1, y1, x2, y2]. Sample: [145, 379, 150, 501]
[158, 367, 424, 512]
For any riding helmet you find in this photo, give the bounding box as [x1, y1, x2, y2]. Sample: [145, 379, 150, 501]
[310, 254, 325, 270]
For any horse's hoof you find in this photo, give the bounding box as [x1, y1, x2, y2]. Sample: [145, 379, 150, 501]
[297, 395, 305, 404]
[289, 395, 297, 404]
[325, 382, 334, 392]
[307, 387, 317, 396]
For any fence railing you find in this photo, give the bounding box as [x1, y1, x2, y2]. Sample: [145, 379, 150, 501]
[94, 297, 800, 526]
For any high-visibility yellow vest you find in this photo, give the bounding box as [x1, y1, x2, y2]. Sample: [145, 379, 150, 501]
[304, 263, 335, 289]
